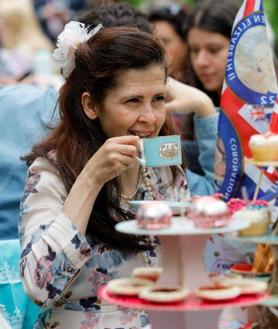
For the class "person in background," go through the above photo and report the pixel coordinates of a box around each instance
[0,0,53,83]
[0,84,59,240]
[148,3,190,84]
[180,0,238,182]
[78,1,153,34]
[19,23,190,329]
[33,0,87,44]
[185,0,239,107]
[0,84,58,328]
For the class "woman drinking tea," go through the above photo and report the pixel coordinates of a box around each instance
[19,22,190,328]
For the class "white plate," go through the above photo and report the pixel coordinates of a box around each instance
[115,217,251,236]
[128,200,190,214]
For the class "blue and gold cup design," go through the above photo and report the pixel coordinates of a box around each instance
[137,135,182,167]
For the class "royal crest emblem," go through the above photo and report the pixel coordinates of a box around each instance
[159,142,179,160]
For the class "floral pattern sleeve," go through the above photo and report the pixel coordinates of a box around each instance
[19,157,92,307]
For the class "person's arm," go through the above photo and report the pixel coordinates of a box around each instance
[165,78,219,195]
[165,77,216,118]
[63,135,139,235]
[19,157,93,307]
[185,114,219,196]
[19,136,139,306]
[194,113,219,181]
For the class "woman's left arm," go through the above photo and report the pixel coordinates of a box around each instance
[19,158,92,307]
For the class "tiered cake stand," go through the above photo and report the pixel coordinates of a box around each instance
[99,217,268,329]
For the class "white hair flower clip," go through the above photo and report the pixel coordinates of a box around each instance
[53,21,103,78]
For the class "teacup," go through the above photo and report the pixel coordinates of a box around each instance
[137,135,182,167]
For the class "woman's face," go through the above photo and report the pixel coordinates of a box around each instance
[153,20,188,78]
[93,65,167,139]
[188,28,230,93]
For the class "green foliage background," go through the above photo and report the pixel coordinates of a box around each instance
[127,0,278,56]
[265,0,278,55]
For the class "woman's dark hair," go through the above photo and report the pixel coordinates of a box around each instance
[78,2,153,34]
[185,0,240,105]
[25,26,179,252]
[148,4,189,41]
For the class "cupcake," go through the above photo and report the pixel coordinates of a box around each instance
[249,132,278,162]
[233,203,271,237]
[136,201,172,230]
[187,196,231,228]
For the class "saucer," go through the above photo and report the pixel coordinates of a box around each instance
[128,200,190,215]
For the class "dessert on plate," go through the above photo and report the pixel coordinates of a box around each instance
[136,201,172,230]
[187,196,231,228]
[139,286,189,303]
[215,277,268,294]
[195,284,241,300]
[229,263,271,278]
[252,243,273,273]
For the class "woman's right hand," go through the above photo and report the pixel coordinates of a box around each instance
[83,135,140,188]
[63,135,140,233]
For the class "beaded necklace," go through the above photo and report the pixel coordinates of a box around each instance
[121,167,156,201]
[120,167,143,200]
[141,167,156,200]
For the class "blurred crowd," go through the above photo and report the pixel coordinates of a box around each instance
[0,0,277,86]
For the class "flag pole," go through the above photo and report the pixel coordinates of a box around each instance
[252,170,263,202]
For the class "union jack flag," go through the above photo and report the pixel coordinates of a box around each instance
[216,0,278,204]
[250,105,266,121]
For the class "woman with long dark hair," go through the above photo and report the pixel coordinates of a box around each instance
[185,0,239,106]
[19,22,190,328]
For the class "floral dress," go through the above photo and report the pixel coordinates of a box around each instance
[19,157,190,329]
